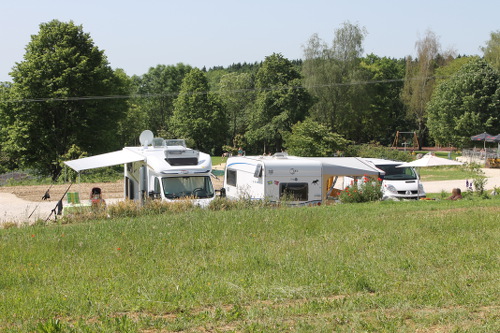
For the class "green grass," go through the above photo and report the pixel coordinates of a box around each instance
[418,165,477,181]
[1,198,500,332]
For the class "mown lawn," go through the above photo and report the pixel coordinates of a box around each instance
[1,198,499,332]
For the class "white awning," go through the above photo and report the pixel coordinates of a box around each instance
[64,149,144,172]
[305,157,384,176]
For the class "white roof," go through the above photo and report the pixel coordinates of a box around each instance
[64,148,144,172]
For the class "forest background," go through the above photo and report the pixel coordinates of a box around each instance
[1,20,500,179]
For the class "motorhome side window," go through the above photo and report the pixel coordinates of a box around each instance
[279,183,308,201]
[226,169,237,186]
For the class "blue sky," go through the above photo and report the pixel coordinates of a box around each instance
[1,0,499,82]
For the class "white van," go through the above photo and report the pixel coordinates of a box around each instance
[363,158,425,200]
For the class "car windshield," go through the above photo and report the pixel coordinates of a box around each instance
[162,176,214,199]
[377,164,417,180]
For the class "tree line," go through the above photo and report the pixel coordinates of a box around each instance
[1,20,499,179]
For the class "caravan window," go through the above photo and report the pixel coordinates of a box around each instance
[226,169,237,186]
[279,183,308,201]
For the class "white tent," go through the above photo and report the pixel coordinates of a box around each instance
[396,153,463,168]
[396,153,463,197]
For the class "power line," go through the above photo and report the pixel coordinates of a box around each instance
[0,76,444,104]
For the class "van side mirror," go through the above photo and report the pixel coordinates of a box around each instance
[217,188,226,197]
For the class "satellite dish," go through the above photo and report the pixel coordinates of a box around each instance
[139,130,154,146]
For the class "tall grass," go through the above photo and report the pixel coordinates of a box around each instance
[1,198,499,332]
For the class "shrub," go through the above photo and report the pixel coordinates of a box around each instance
[346,144,413,162]
[339,177,382,203]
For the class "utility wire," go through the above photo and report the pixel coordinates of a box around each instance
[0,76,444,104]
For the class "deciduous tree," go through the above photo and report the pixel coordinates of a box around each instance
[427,57,500,147]
[217,72,255,147]
[246,53,313,153]
[4,20,128,179]
[402,29,453,148]
[481,30,500,71]
[302,22,369,141]
[134,63,192,136]
[170,68,227,154]
[283,117,351,156]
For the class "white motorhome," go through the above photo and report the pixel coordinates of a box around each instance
[64,131,215,206]
[223,154,383,205]
[363,158,425,200]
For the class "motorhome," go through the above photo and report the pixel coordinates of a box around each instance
[363,158,425,200]
[64,131,216,206]
[223,154,384,205]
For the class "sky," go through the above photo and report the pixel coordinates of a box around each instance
[1,0,499,82]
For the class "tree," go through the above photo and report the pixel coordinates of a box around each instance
[360,54,408,145]
[134,63,192,136]
[283,117,351,156]
[402,29,453,148]
[481,30,500,71]
[3,20,128,179]
[217,72,255,147]
[427,57,500,147]
[170,68,227,154]
[246,53,313,153]
[302,22,369,141]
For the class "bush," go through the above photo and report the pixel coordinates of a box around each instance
[339,177,383,203]
[346,144,413,162]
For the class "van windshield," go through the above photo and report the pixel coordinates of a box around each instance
[376,164,417,180]
[162,176,214,199]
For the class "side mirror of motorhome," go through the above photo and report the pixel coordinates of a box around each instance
[216,187,226,197]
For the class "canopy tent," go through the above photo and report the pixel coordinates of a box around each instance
[396,153,463,168]
[396,154,463,197]
[64,149,145,172]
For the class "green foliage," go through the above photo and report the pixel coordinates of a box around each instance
[133,63,192,136]
[481,30,500,71]
[346,144,413,162]
[339,177,382,203]
[246,53,313,153]
[3,20,128,179]
[217,72,255,146]
[171,68,228,154]
[302,22,370,142]
[360,54,409,145]
[283,117,351,156]
[427,57,500,147]
[401,29,452,147]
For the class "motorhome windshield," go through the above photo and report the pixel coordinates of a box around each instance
[162,176,214,199]
[377,164,417,180]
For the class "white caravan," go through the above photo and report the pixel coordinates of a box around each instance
[363,158,425,200]
[64,131,215,206]
[223,154,384,205]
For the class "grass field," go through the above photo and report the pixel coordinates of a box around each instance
[1,197,499,332]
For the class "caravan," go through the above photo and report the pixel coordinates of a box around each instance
[223,154,384,205]
[64,131,216,206]
[223,154,323,205]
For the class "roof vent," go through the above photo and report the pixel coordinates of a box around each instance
[164,142,199,166]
